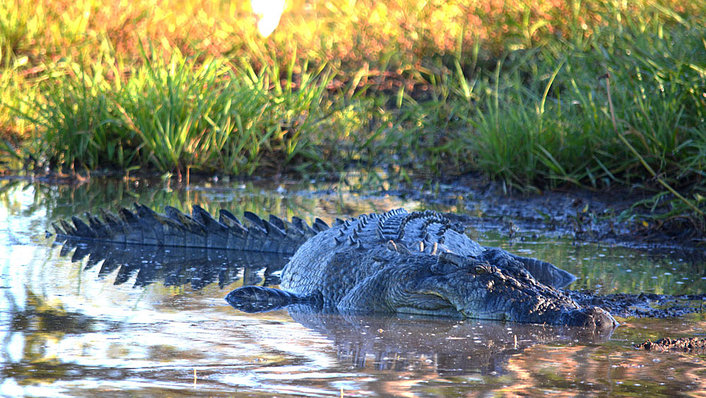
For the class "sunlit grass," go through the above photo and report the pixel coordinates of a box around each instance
[8,45,368,176]
[462,3,706,227]
[0,0,704,231]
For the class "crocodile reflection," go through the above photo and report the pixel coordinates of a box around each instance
[54,236,705,375]
[285,307,611,375]
[55,238,614,374]
[56,238,289,289]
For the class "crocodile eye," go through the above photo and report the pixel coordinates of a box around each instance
[471,263,492,275]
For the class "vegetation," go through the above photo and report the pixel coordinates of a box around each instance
[0,0,704,233]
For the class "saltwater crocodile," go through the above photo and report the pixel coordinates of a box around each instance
[51,204,617,330]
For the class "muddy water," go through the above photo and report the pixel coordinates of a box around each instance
[1,177,704,397]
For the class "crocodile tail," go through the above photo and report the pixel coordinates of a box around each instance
[49,203,330,253]
[225,286,321,313]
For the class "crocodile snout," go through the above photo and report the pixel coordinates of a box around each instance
[564,307,619,331]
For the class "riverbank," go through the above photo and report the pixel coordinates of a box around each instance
[1,0,704,233]
[2,169,704,250]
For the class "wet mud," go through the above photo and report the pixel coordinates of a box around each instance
[637,337,706,354]
[385,173,705,250]
[567,291,706,319]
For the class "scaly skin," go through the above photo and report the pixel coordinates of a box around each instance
[276,213,615,330]
[53,205,617,330]
[51,203,325,253]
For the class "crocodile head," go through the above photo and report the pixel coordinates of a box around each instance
[344,249,617,332]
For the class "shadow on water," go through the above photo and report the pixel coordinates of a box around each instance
[2,176,706,396]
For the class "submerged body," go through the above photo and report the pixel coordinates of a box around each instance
[243,209,615,330]
[53,205,617,330]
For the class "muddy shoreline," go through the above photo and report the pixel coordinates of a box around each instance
[2,170,704,253]
[393,174,703,251]
[637,337,706,354]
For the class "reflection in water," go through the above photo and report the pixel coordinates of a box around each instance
[50,237,616,374]
[2,177,706,396]
[1,291,109,389]
[0,175,416,228]
[56,238,289,290]
[287,308,611,375]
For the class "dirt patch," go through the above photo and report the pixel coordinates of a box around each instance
[637,337,706,354]
[3,170,705,250]
[567,291,706,319]
[384,173,705,251]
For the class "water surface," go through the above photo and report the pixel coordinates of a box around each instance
[1,177,704,397]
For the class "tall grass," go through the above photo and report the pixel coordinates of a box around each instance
[0,0,704,231]
[118,47,233,173]
[450,1,706,226]
[9,52,132,170]
[7,43,367,176]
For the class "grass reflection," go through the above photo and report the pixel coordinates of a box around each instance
[479,231,706,296]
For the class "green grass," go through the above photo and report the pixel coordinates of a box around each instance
[7,44,369,176]
[0,0,704,234]
[462,3,706,226]
[374,1,704,230]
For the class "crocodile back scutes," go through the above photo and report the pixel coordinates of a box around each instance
[50,203,319,253]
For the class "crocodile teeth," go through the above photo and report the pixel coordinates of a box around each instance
[418,241,424,252]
